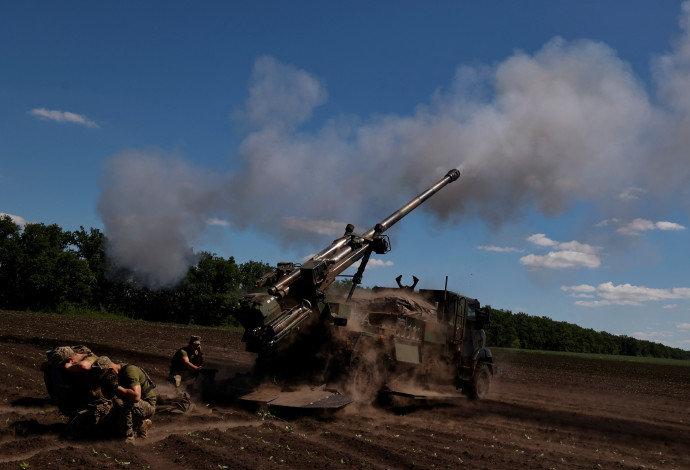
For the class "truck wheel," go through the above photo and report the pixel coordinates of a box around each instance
[470,366,491,400]
[349,355,384,404]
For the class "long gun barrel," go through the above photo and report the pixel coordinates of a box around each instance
[268,169,461,298]
[237,169,461,353]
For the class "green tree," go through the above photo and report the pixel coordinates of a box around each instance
[238,260,273,292]
[0,215,22,308]
[8,222,93,311]
[183,252,243,325]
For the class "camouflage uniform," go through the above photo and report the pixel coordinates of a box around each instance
[61,355,116,439]
[168,336,203,387]
[62,388,114,439]
[43,345,98,418]
[111,364,157,439]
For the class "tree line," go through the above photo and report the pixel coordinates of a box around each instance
[1,215,688,358]
[485,309,690,360]
[0,215,272,325]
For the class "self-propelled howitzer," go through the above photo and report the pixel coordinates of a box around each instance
[236,169,461,356]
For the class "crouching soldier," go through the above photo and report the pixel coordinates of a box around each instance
[42,345,98,418]
[62,355,115,440]
[168,335,203,387]
[97,357,156,443]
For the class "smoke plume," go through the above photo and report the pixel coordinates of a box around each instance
[99,5,690,286]
[98,150,225,287]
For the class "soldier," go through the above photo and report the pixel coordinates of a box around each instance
[41,345,98,417]
[461,319,486,362]
[96,357,156,443]
[61,355,116,440]
[168,335,203,387]
[63,347,99,372]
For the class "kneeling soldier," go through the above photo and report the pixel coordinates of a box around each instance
[97,357,156,442]
[168,335,203,387]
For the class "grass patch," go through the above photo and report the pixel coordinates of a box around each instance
[494,347,690,367]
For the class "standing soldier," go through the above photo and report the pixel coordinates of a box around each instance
[168,335,203,387]
[461,319,486,362]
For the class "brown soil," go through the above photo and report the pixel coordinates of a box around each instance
[1,310,689,469]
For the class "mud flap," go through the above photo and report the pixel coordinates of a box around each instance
[239,386,353,409]
[384,385,465,400]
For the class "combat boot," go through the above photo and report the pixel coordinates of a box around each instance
[137,419,152,439]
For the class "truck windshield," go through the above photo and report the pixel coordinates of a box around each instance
[467,307,476,321]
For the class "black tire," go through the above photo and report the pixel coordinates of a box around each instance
[469,365,491,400]
[349,355,385,404]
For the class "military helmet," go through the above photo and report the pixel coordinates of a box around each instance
[91,356,114,377]
[51,346,75,363]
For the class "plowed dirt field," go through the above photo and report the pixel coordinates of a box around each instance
[1,310,688,469]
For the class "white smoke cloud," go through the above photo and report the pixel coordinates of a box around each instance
[233,56,328,132]
[647,2,690,199]
[98,150,225,287]
[282,216,349,236]
[98,3,690,286]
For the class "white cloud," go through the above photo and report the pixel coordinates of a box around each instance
[618,187,647,201]
[206,217,231,227]
[350,258,394,269]
[367,258,394,268]
[663,304,678,309]
[28,108,99,128]
[557,240,599,254]
[630,330,673,341]
[617,218,655,235]
[617,218,686,235]
[561,284,597,294]
[0,212,28,227]
[564,282,690,307]
[575,299,642,307]
[655,221,685,231]
[521,250,600,269]
[677,323,690,332]
[562,286,597,298]
[526,233,558,247]
[477,245,521,253]
[599,282,690,302]
[521,234,600,269]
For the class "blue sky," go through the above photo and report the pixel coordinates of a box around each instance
[2,1,689,350]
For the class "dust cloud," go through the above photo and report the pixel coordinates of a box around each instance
[99,4,690,286]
